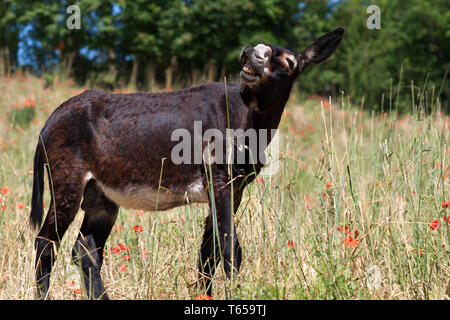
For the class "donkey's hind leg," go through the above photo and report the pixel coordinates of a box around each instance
[35,172,84,299]
[72,179,119,300]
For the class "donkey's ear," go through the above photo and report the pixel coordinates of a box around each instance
[299,27,344,70]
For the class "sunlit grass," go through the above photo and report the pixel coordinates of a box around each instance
[0,74,448,299]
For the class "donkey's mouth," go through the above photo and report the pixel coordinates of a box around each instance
[240,62,261,83]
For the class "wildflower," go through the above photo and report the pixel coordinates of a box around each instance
[286,240,297,248]
[1,187,9,195]
[133,225,143,233]
[325,182,333,188]
[441,201,450,209]
[17,202,25,209]
[116,224,123,233]
[119,263,128,272]
[73,288,81,295]
[1,206,6,211]
[304,195,311,209]
[344,236,359,247]
[112,243,127,255]
[443,216,450,224]
[122,254,131,262]
[337,225,350,233]
[195,294,213,300]
[256,177,264,186]
[136,210,144,216]
[430,220,440,231]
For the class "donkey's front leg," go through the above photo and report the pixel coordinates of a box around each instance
[198,177,242,296]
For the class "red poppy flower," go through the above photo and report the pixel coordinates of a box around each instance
[286,240,297,248]
[430,220,440,231]
[441,201,450,209]
[122,254,131,262]
[1,187,9,195]
[17,202,25,209]
[325,182,332,188]
[119,263,128,272]
[112,243,127,255]
[1,206,6,211]
[194,294,213,300]
[133,225,143,233]
[136,210,144,216]
[304,195,311,209]
[344,236,359,247]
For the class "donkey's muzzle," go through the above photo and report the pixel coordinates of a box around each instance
[240,44,271,84]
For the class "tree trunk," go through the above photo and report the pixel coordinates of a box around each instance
[220,65,226,82]
[165,55,176,91]
[0,48,4,76]
[191,68,200,86]
[146,62,156,92]
[4,47,10,76]
[129,58,139,90]
[64,51,76,78]
[207,60,216,82]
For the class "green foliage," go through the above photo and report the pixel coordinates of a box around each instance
[8,107,35,129]
[5,0,450,113]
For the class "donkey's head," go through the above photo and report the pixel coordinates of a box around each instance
[239,27,344,111]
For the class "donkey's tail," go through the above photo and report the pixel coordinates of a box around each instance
[30,140,45,230]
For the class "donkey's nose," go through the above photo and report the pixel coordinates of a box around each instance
[253,44,271,64]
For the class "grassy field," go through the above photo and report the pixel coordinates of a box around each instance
[0,73,448,300]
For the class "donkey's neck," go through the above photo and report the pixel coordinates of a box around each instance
[240,82,292,130]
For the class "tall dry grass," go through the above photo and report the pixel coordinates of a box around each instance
[0,74,448,299]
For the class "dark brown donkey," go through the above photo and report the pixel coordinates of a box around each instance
[30,27,343,299]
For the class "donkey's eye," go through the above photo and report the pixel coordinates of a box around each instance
[286,58,295,70]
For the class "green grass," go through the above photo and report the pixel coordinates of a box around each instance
[0,74,448,299]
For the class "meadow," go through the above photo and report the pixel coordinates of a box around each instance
[0,73,448,300]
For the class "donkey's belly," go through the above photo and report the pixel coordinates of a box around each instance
[86,173,208,211]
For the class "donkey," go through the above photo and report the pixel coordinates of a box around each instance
[30,27,344,299]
